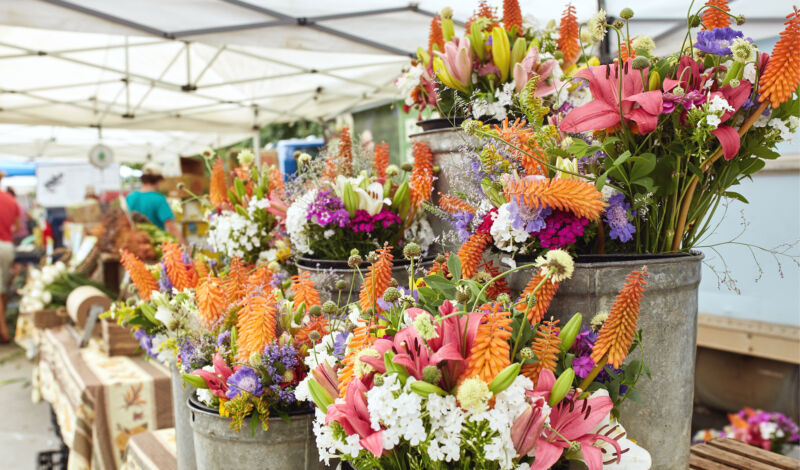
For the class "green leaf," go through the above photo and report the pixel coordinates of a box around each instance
[611,150,631,167]
[740,159,765,176]
[181,373,209,389]
[686,162,703,178]
[595,172,608,190]
[724,191,749,204]
[752,147,780,160]
[629,153,657,181]
[417,286,437,299]
[632,177,654,191]
[447,254,462,281]
[422,275,456,297]
[567,139,589,157]
[626,389,642,402]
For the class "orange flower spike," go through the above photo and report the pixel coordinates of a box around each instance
[458,233,491,279]
[522,320,562,385]
[236,290,278,362]
[223,258,249,305]
[558,4,581,65]
[209,159,228,207]
[503,0,523,34]
[161,242,193,290]
[337,323,378,396]
[461,303,512,384]
[428,15,445,54]
[196,275,227,330]
[759,8,800,108]
[591,268,648,368]
[339,127,353,176]
[504,178,605,220]
[294,316,330,346]
[515,269,560,324]
[374,141,390,179]
[481,260,511,299]
[359,246,394,313]
[409,141,434,208]
[702,0,731,30]
[291,271,322,307]
[268,166,284,194]
[120,249,158,300]
[438,193,477,215]
[426,252,451,278]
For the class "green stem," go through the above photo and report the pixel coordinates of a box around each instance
[511,268,554,360]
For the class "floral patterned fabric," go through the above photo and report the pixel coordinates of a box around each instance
[123,428,176,470]
[37,327,173,470]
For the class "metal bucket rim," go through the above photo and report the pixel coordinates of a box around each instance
[297,255,435,269]
[187,396,313,420]
[514,250,704,268]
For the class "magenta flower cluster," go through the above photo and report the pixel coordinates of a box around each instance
[349,208,401,234]
[538,210,589,249]
[307,190,350,228]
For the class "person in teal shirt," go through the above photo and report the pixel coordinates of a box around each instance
[126,163,185,244]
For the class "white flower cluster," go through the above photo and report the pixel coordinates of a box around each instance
[490,203,529,252]
[703,95,735,129]
[768,116,799,143]
[207,195,275,260]
[19,262,67,313]
[286,189,317,256]
[396,64,425,107]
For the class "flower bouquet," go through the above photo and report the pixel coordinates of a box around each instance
[286,128,434,261]
[398,0,603,122]
[695,407,800,455]
[301,249,653,469]
[203,148,291,265]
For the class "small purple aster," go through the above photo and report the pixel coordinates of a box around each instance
[217,331,231,347]
[694,28,751,57]
[508,198,550,233]
[605,193,636,243]
[451,211,475,243]
[226,367,265,399]
[332,330,350,360]
[158,264,173,292]
[573,355,595,378]
[134,329,156,359]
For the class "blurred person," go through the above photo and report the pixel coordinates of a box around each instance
[125,163,186,244]
[0,172,21,342]
[6,188,29,242]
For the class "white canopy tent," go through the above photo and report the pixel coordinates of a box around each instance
[0,0,789,163]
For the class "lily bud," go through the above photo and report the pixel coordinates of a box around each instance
[491,27,511,81]
[648,71,661,91]
[510,37,527,69]
[549,368,575,406]
[559,313,583,353]
[342,182,359,217]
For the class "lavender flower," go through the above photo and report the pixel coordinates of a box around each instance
[307,190,350,228]
[573,355,595,378]
[134,329,156,359]
[605,193,636,243]
[226,367,265,399]
[158,264,173,292]
[694,28,751,57]
[217,331,231,347]
[261,343,299,386]
[451,211,475,242]
[508,198,550,233]
[332,330,350,360]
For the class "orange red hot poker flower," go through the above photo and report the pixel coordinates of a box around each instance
[759,7,800,108]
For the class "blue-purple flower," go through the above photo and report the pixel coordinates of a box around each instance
[158,264,173,292]
[332,330,350,360]
[508,198,550,233]
[307,190,350,228]
[451,211,475,243]
[226,367,265,399]
[605,193,636,243]
[134,329,156,358]
[694,28,751,57]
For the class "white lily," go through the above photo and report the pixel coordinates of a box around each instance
[582,397,652,469]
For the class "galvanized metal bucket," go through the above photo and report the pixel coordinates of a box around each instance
[188,398,323,470]
[507,252,703,470]
[169,362,196,470]
[296,256,434,304]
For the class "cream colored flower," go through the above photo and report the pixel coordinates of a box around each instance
[456,377,492,413]
[354,348,380,378]
[413,314,439,341]
[238,149,255,167]
[631,36,655,54]
[587,9,607,43]
[555,156,579,179]
[535,249,575,282]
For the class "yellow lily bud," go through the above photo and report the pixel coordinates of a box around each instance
[417,47,430,67]
[433,56,468,94]
[511,37,527,69]
[442,18,455,42]
[470,22,486,61]
[491,27,511,82]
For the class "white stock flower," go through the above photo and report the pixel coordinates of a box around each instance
[286,189,317,255]
[489,204,530,252]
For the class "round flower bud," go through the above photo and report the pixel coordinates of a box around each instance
[435,254,446,264]
[249,351,263,367]
[309,304,323,316]
[361,308,374,320]
[400,162,414,172]
[673,86,685,97]
[281,278,293,290]
[308,331,321,342]
[631,56,651,70]
[526,293,538,307]
[422,365,443,384]
[433,166,441,173]
[366,251,379,264]
[347,254,363,268]
[386,164,400,176]
[612,19,624,29]
[729,79,740,88]
[176,182,185,190]
[591,312,609,332]
[689,14,701,28]
[297,152,312,167]
[474,270,493,284]
[267,261,281,273]
[496,293,511,304]
[335,279,348,291]
[455,285,471,304]
[389,278,399,288]
[403,242,421,259]
[286,293,295,302]
[281,370,295,384]
[461,119,481,136]
[619,8,634,19]
[373,374,385,386]
[383,287,401,303]
[440,7,453,19]
[201,147,215,159]
[520,347,535,360]
[553,50,564,61]
[322,301,338,315]
[736,14,745,26]
[350,248,360,256]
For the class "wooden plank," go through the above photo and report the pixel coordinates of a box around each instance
[706,438,800,470]
[692,443,778,470]
[697,314,800,364]
[689,453,738,470]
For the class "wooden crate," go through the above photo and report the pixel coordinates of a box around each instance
[690,438,800,469]
[32,307,69,329]
[100,319,140,356]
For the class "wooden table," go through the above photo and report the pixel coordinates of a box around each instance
[690,438,800,469]
[37,327,173,470]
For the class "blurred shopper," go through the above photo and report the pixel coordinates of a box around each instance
[126,163,185,244]
[0,173,21,342]
[7,188,29,242]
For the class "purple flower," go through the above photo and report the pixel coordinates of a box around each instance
[226,367,265,399]
[694,28,751,56]
[217,331,231,347]
[605,193,636,243]
[307,190,350,228]
[508,198,550,233]
[571,327,597,356]
[134,329,156,358]
[537,210,588,249]
[158,264,173,292]
[451,211,475,243]
[348,208,400,234]
[573,355,595,378]
[333,330,350,360]
[261,343,299,386]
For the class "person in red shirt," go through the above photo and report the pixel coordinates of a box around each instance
[0,172,21,342]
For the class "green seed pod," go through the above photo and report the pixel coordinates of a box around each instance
[559,313,583,353]
[422,365,443,384]
[619,8,634,19]
[410,380,448,397]
[549,368,576,407]
[488,363,521,395]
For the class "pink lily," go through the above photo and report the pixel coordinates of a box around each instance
[560,64,663,134]
[709,82,752,160]
[435,37,473,90]
[325,378,384,457]
[513,46,562,96]
[532,390,623,470]
[311,361,339,400]
[264,193,288,218]
[511,395,550,457]
[192,353,235,399]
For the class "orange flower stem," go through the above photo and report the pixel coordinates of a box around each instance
[671,100,770,251]
[513,268,554,359]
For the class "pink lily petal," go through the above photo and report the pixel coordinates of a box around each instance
[711,125,741,160]
[662,78,680,92]
[626,107,660,133]
[579,433,624,465]
[532,440,566,470]
[428,342,465,365]
[719,82,752,122]
[560,99,619,133]
[360,431,384,457]
[511,397,548,456]
[559,396,614,440]
[580,442,605,470]
[213,353,233,378]
[514,63,528,93]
